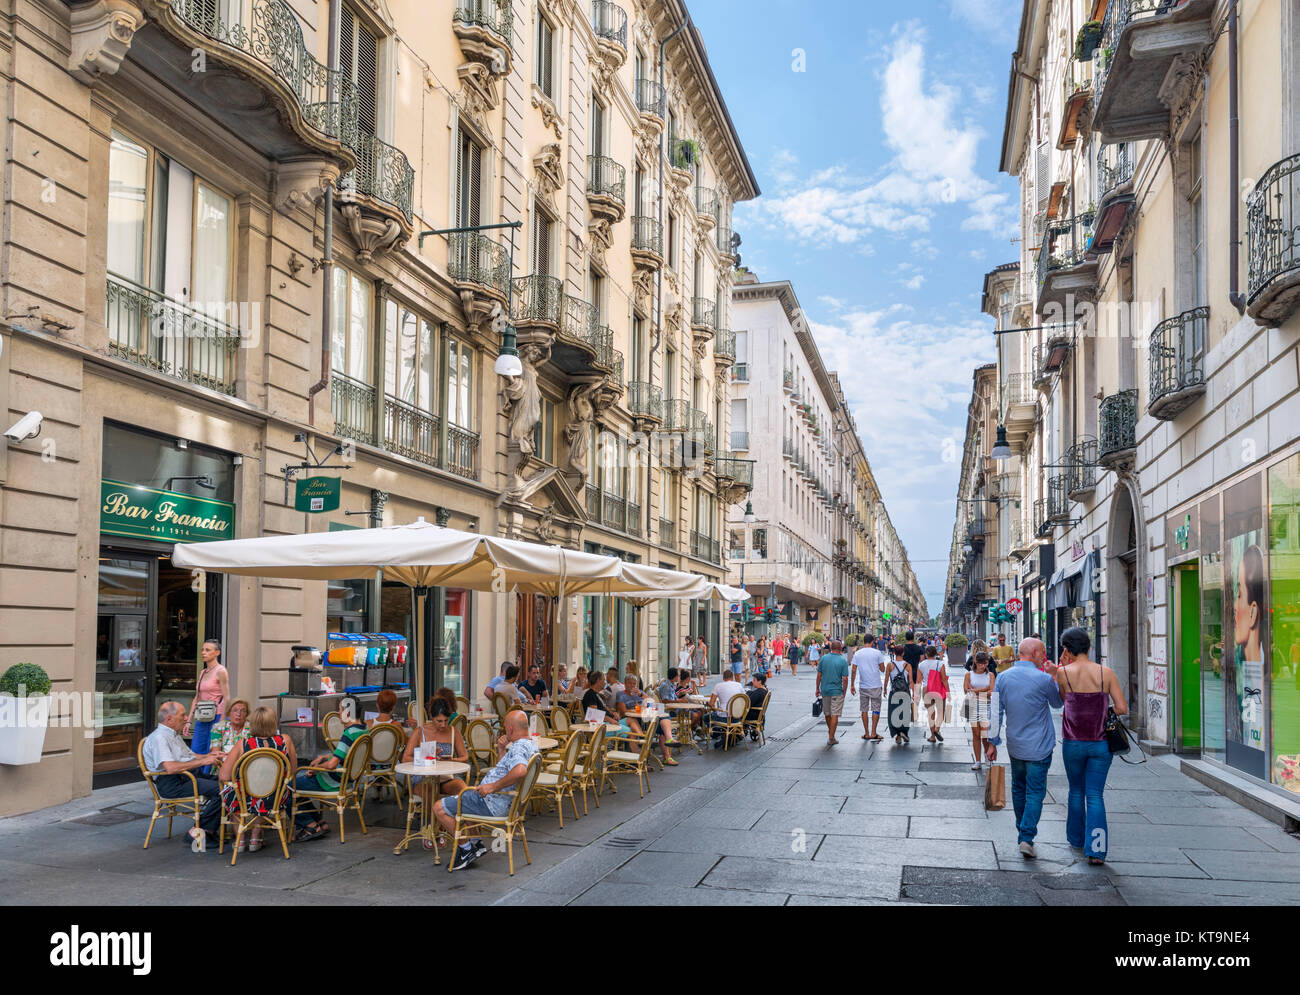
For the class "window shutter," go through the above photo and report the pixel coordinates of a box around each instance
[1035,141,1049,211]
[356,21,378,137]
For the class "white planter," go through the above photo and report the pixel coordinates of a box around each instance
[0,695,50,765]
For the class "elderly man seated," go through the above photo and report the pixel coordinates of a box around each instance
[141,701,225,850]
[433,710,538,871]
[615,676,680,767]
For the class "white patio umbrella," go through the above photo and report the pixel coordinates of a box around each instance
[613,570,750,674]
[171,518,736,720]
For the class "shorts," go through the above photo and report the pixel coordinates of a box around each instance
[440,791,494,819]
[860,688,882,714]
[823,694,845,717]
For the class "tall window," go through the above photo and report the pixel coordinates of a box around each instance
[339,4,379,137]
[384,300,435,410]
[667,211,678,269]
[535,14,554,99]
[631,315,645,382]
[1188,131,1206,306]
[587,267,605,320]
[533,395,556,463]
[753,528,768,559]
[446,334,474,428]
[665,347,677,400]
[634,166,646,216]
[531,205,553,276]
[455,128,484,229]
[332,265,373,383]
[591,95,606,155]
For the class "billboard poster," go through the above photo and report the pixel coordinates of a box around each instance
[1223,473,1268,779]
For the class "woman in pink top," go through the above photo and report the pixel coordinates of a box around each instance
[185,638,230,760]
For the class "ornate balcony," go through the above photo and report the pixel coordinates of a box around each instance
[1036,213,1097,314]
[1092,142,1137,254]
[447,232,511,332]
[714,328,736,367]
[1098,389,1139,468]
[587,155,626,224]
[667,137,698,179]
[1001,372,1036,445]
[337,131,415,262]
[511,275,564,344]
[630,216,663,272]
[1247,153,1300,325]
[627,381,663,427]
[131,0,358,171]
[694,186,719,230]
[552,295,606,377]
[452,0,513,76]
[634,78,665,127]
[716,225,736,259]
[590,1,627,64]
[383,395,439,466]
[1057,58,1094,150]
[1047,474,1072,523]
[691,297,716,344]
[445,424,480,480]
[1065,436,1098,500]
[331,371,378,447]
[1091,0,1214,143]
[1148,306,1208,420]
[105,273,241,395]
[663,400,708,463]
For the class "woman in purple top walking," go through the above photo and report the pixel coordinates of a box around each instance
[1054,626,1128,865]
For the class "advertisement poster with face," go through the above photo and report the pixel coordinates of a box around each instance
[1223,473,1268,779]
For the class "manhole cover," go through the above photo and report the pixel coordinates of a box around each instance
[68,807,149,827]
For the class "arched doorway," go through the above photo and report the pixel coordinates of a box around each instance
[1107,478,1143,734]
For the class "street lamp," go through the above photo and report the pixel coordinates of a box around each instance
[990,424,1012,460]
[743,500,755,524]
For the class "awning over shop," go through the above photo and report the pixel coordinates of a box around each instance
[1046,551,1098,610]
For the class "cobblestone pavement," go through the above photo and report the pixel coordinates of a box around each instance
[2,668,1297,905]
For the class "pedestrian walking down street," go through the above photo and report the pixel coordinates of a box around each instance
[991,632,1015,675]
[730,635,742,674]
[987,637,1061,860]
[851,632,885,742]
[816,639,851,746]
[807,638,822,673]
[772,634,785,675]
[692,636,708,679]
[918,645,948,743]
[1055,626,1127,866]
[741,634,752,679]
[900,631,923,725]
[964,652,996,769]
[678,638,694,678]
[886,647,912,745]
[753,636,769,681]
[787,638,801,676]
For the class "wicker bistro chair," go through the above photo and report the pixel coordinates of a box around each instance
[219,747,292,865]
[549,705,574,741]
[744,693,773,747]
[137,741,203,848]
[455,695,471,716]
[465,718,497,781]
[604,717,659,798]
[570,722,612,813]
[292,731,371,843]
[450,713,468,737]
[535,730,585,827]
[712,693,750,751]
[449,753,543,876]
[320,711,345,751]
[491,692,512,725]
[361,722,406,808]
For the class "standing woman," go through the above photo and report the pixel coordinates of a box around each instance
[918,645,948,743]
[886,646,912,745]
[1055,626,1127,866]
[186,638,229,761]
[678,638,694,678]
[964,652,996,769]
[788,637,801,677]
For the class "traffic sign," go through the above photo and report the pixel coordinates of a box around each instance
[1007,598,1023,615]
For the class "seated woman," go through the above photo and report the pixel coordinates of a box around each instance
[208,698,251,755]
[616,675,679,766]
[218,706,298,852]
[556,664,571,694]
[401,699,469,847]
[582,671,631,739]
[433,686,459,722]
[366,688,401,728]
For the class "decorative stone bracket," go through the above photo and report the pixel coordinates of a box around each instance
[70,0,146,83]
[274,159,342,216]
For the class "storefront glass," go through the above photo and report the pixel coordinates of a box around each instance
[1200,495,1225,762]
[1267,455,1300,794]
[1222,473,1268,779]
[438,589,470,695]
[327,578,369,632]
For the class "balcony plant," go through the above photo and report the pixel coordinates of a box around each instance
[0,662,52,765]
[1074,20,1103,61]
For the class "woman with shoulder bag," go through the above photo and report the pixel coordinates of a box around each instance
[1054,626,1128,865]
[964,652,996,770]
[886,648,912,746]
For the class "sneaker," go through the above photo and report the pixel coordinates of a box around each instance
[471,839,487,860]
[971,762,982,771]
[934,730,944,742]
[449,844,477,871]
[1018,841,1037,860]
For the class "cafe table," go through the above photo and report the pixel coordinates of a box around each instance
[392,759,471,863]
[662,702,706,755]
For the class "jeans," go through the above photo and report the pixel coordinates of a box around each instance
[1008,753,1052,845]
[293,771,330,829]
[1061,739,1112,859]
[157,773,221,835]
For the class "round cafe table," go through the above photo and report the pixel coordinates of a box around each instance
[663,702,706,755]
[392,760,471,863]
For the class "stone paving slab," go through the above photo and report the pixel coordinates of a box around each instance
[842,797,989,818]
[702,854,901,900]
[646,826,820,860]
[571,882,789,905]
[814,835,1000,870]
[751,809,909,837]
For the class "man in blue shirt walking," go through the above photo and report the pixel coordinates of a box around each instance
[987,637,1060,859]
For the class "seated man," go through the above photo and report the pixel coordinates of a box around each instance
[605,667,625,696]
[142,701,225,849]
[494,665,524,706]
[707,668,746,744]
[483,661,511,701]
[745,672,769,739]
[581,671,629,736]
[433,709,539,871]
[657,668,680,702]
[516,663,549,704]
[291,712,368,840]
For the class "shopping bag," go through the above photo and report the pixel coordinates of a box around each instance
[812,696,823,718]
[984,764,1006,811]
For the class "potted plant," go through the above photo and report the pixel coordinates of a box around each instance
[845,633,861,648]
[0,663,52,765]
[1074,20,1103,61]
[943,632,969,670]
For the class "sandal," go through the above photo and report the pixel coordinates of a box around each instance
[293,823,327,843]
[248,832,265,853]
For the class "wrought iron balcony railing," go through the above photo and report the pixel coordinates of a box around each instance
[453,0,513,46]
[716,226,734,256]
[342,131,414,222]
[1099,142,1136,201]
[602,492,627,532]
[691,297,716,331]
[173,0,359,147]
[714,327,736,362]
[1036,212,1096,288]
[445,423,480,480]
[587,154,626,206]
[730,430,750,451]
[1099,389,1138,462]
[659,517,675,545]
[511,274,564,327]
[1000,372,1035,417]
[446,231,511,298]
[630,216,662,257]
[626,501,642,536]
[627,381,662,422]
[563,295,599,347]
[1047,474,1072,522]
[331,371,378,446]
[1148,306,1208,418]
[690,530,721,563]
[662,400,707,442]
[1247,152,1300,324]
[105,273,241,395]
[668,137,697,174]
[1065,436,1098,498]
[694,186,719,222]
[383,394,439,465]
[635,78,665,118]
[590,0,627,49]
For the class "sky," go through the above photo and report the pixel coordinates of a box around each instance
[689,0,1023,618]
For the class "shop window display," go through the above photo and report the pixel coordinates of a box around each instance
[1222,473,1268,780]
[1268,455,1300,793]
[1200,495,1225,763]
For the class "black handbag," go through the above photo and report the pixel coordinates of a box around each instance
[1104,707,1147,763]
[812,696,823,718]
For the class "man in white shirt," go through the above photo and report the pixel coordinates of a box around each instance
[707,668,745,741]
[850,633,886,742]
[141,701,225,846]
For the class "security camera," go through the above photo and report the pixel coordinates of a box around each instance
[3,411,42,443]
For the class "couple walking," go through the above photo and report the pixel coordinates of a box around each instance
[986,628,1128,864]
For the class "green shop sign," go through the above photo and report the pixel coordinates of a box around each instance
[100,480,235,544]
[295,475,341,513]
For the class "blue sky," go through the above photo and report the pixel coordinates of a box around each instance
[690,0,1023,617]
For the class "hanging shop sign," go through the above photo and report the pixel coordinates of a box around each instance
[100,479,235,544]
[295,476,342,513]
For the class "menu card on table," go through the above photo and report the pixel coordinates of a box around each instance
[584,707,606,724]
[296,708,313,724]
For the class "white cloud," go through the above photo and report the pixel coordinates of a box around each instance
[903,274,925,290]
[948,0,1019,34]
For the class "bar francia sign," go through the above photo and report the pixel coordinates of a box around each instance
[100,480,234,544]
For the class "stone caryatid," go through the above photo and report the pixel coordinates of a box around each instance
[564,382,601,485]
[503,341,550,455]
